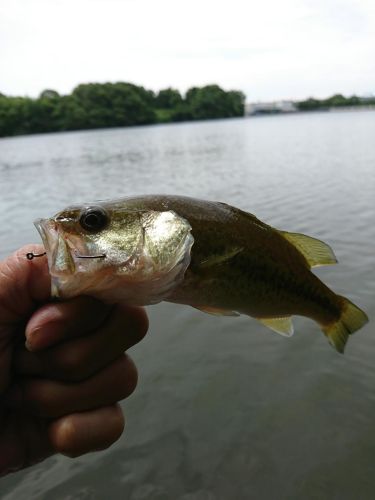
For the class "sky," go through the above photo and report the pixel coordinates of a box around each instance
[1,0,374,102]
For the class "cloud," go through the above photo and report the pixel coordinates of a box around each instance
[0,0,374,100]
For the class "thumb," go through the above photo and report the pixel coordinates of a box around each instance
[0,245,51,323]
[0,245,51,391]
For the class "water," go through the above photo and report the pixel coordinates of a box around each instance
[0,111,374,499]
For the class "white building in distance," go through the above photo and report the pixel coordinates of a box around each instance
[245,100,297,116]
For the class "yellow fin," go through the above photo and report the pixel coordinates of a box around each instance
[258,317,294,337]
[194,306,240,317]
[322,296,368,353]
[199,247,243,268]
[280,231,337,268]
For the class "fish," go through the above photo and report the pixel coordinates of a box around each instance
[33,194,368,353]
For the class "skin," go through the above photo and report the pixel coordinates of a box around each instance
[0,245,148,476]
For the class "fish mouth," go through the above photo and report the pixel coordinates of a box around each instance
[34,218,56,261]
[34,217,76,277]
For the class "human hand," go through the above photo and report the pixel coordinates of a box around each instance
[0,245,148,476]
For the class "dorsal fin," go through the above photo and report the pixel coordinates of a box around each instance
[258,316,294,337]
[279,231,337,268]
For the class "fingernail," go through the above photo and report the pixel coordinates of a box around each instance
[25,326,42,351]
[26,322,63,351]
[25,339,34,351]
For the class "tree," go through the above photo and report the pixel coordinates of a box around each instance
[71,82,156,128]
[0,96,32,136]
[39,89,60,99]
[185,84,244,120]
[155,88,183,109]
[296,98,322,111]
[0,81,246,137]
[324,94,347,107]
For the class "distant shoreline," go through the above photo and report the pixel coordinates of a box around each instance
[245,104,375,118]
[0,83,245,138]
[245,95,375,116]
[1,82,374,138]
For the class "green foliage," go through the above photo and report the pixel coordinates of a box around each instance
[324,94,347,107]
[1,84,373,138]
[0,82,245,137]
[155,88,183,109]
[185,85,245,120]
[40,89,60,99]
[297,98,323,111]
[296,94,374,111]
[154,85,245,123]
[70,82,156,129]
[154,108,174,123]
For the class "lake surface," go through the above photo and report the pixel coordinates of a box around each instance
[0,111,374,500]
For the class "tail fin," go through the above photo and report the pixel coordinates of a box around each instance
[322,297,369,353]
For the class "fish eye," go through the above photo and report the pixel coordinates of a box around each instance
[79,207,109,232]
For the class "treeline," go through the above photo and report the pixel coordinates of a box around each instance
[296,93,375,111]
[0,83,245,137]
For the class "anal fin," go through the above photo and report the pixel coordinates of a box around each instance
[258,316,294,337]
[194,306,240,317]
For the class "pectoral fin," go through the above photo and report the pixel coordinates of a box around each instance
[194,306,240,317]
[258,316,294,337]
[280,231,337,268]
[198,247,244,268]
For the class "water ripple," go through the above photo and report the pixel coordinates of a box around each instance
[0,111,374,499]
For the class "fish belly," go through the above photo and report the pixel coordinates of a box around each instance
[168,259,341,326]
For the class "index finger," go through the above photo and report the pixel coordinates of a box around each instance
[25,296,113,351]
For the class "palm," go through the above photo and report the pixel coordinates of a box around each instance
[1,408,51,473]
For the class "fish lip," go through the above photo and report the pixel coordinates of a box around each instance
[34,218,57,260]
[34,218,74,299]
[34,217,77,271]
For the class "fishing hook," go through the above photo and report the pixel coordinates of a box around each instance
[26,252,47,260]
[26,251,106,260]
[75,253,106,259]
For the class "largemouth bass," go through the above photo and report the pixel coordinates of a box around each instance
[33,195,368,353]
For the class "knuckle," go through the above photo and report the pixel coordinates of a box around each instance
[135,309,149,341]
[72,296,111,325]
[53,418,81,458]
[23,380,60,417]
[56,347,89,380]
[98,407,125,449]
[117,306,149,345]
[116,356,138,399]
